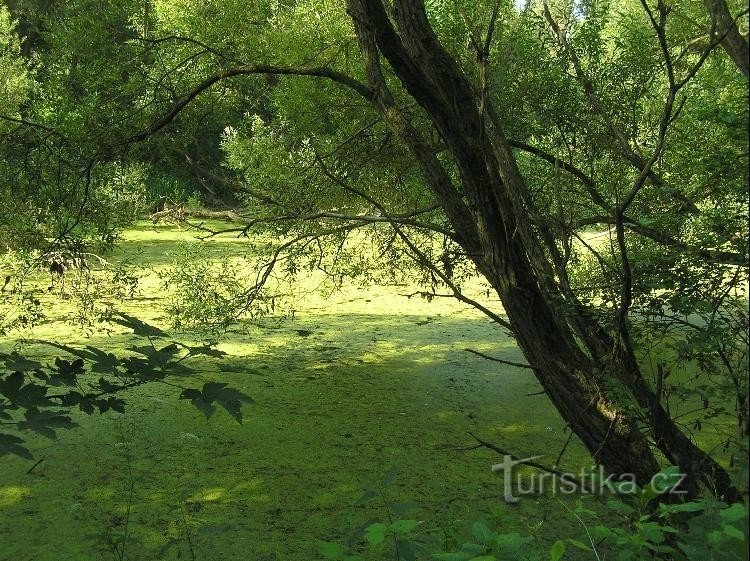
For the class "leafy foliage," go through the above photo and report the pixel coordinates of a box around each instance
[157,244,261,332]
[318,468,748,561]
[0,317,250,460]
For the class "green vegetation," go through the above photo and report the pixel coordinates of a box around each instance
[0,0,748,559]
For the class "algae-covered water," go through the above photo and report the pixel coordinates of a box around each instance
[0,222,613,560]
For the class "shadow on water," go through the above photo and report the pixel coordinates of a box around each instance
[0,221,593,560]
[0,310,589,561]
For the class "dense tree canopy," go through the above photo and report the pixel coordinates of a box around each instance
[1,0,748,506]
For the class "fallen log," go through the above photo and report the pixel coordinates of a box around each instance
[149,204,248,224]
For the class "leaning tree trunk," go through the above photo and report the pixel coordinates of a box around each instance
[705,0,749,77]
[346,0,742,501]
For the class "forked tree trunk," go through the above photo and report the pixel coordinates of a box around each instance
[346,0,742,501]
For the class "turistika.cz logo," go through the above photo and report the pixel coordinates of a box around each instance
[491,455,688,503]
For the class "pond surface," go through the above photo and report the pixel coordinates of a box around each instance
[0,222,595,560]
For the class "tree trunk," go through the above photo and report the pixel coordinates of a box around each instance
[705,0,749,77]
[346,0,742,501]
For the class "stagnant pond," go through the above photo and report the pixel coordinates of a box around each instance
[0,221,646,560]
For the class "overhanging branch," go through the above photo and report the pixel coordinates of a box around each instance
[574,216,747,267]
[125,64,373,145]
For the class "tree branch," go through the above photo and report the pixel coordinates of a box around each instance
[542,2,700,214]
[704,0,749,76]
[574,216,747,266]
[125,64,373,145]
[464,348,533,369]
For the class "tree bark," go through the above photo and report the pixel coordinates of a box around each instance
[705,0,749,76]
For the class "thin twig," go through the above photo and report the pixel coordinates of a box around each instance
[466,432,578,481]
[464,348,533,369]
[25,458,45,474]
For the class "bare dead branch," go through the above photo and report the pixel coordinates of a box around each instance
[464,348,533,369]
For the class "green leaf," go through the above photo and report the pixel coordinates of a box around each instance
[317,540,345,560]
[0,404,13,420]
[391,519,420,535]
[722,525,745,541]
[637,521,668,543]
[550,539,566,561]
[607,499,635,515]
[650,465,683,494]
[566,539,590,551]
[573,499,598,516]
[592,525,613,539]
[495,532,533,554]
[459,543,488,556]
[658,501,707,514]
[364,523,387,545]
[396,538,417,561]
[612,480,640,495]
[471,522,495,546]
[720,503,747,523]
